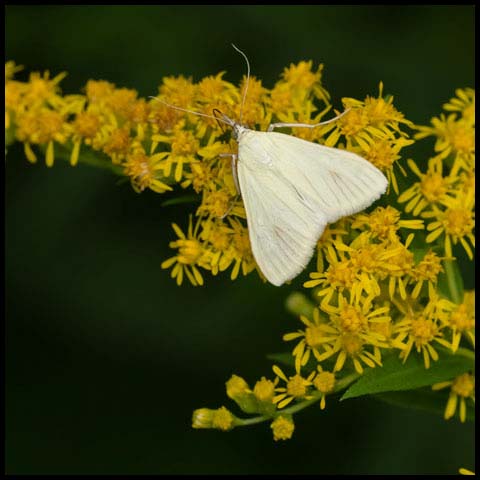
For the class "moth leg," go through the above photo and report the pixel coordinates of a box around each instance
[267,108,350,132]
[220,194,241,219]
[219,153,240,195]
[217,153,241,219]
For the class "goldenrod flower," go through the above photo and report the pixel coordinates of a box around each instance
[221,217,257,281]
[5,61,25,131]
[334,106,368,138]
[158,75,196,111]
[443,88,475,124]
[416,113,474,156]
[328,333,382,374]
[416,114,474,174]
[270,61,329,112]
[197,71,236,102]
[351,206,424,241]
[356,136,413,194]
[5,60,23,80]
[15,108,71,166]
[319,293,390,374]
[104,87,139,120]
[444,291,475,351]
[363,82,412,129]
[270,415,295,441]
[161,216,209,286]
[85,79,115,103]
[393,295,453,368]
[282,61,323,92]
[272,365,315,409]
[210,406,236,431]
[398,157,457,215]
[22,70,67,110]
[320,82,413,193]
[152,122,201,183]
[180,160,215,193]
[283,307,333,372]
[102,127,131,164]
[314,221,349,272]
[313,367,336,410]
[123,147,172,193]
[253,377,277,415]
[423,189,475,260]
[253,377,276,403]
[306,231,417,306]
[407,250,444,299]
[149,99,184,134]
[432,373,475,423]
[285,292,391,375]
[381,236,416,300]
[199,219,233,275]
[70,110,101,165]
[305,242,375,307]
[197,189,233,218]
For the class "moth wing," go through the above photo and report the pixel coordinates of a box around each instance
[237,130,388,286]
[261,131,389,223]
[237,154,327,287]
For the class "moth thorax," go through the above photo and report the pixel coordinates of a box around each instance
[232,123,248,140]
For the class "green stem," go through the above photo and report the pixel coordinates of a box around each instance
[235,415,270,427]
[41,143,125,176]
[455,347,475,362]
[75,149,125,176]
[281,394,322,415]
[443,259,463,305]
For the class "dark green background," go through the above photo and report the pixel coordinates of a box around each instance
[6,5,475,475]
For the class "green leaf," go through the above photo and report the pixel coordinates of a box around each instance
[411,247,429,265]
[341,351,473,400]
[438,259,464,304]
[374,388,475,422]
[6,124,16,148]
[284,292,315,319]
[161,195,200,207]
[266,352,295,368]
[115,177,130,186]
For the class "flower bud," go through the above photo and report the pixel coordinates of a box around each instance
[192,406,236,431]
[253,377,276,415]
[270,415,295,441]
[226,375,258,414]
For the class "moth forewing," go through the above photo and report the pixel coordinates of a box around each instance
[236,128,388,286]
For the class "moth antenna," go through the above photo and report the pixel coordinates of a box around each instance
[212,108,227,133]
[231,44,250,125]
[148,96,231,126]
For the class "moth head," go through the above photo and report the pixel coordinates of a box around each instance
[212,109,245,140]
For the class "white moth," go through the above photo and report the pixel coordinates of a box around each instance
[230,123,388,286]
[152,46,388,286]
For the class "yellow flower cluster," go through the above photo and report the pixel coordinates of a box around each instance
[5,60,474,442]
[402,88,475,260]
[5,60,412,286]
[189,89,474,440]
